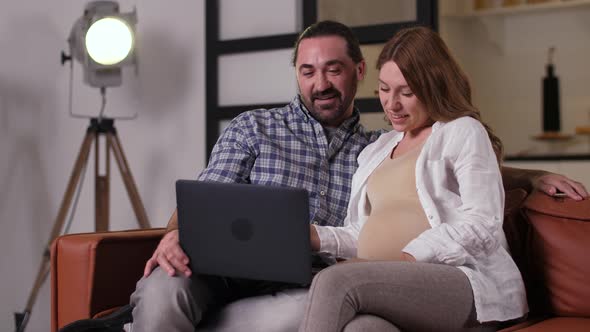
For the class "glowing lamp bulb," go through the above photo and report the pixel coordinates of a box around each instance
[85,17,133,65]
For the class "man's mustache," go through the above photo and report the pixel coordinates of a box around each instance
[311,88,341,102]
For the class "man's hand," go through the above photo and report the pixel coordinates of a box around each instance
[533,173,588,201]
[143,229,192,277]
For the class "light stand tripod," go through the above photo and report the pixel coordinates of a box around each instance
[15,117,151,332]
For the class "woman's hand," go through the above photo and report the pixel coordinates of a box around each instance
[402,252,416,262]
[337,257,370,264]
[310,224,320,251]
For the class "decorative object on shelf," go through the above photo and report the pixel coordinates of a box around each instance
[503,0,524,7]
[532,131,573,140]
[526,0,557,4]
[474,0,503,10]
[533,47,573,141]
[576,111,590,135]
[542,46,560,133]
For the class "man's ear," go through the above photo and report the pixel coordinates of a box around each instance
[356,60,366,81]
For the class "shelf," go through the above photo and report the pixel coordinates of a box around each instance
[532,132,575,141]
[505,153,590,161]
[440,0,590,51]
[442,0,590,18]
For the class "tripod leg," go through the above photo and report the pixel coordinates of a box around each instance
[15,255,50,332]
[95,131,110,232]
[108,132,151,229]
[16,131,94,332]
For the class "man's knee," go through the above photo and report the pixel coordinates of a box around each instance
[131,267,208,329]
[197,288,308,332]
[132,267,194,305]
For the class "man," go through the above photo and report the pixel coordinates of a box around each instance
[130,21,375,332]
[130,21,586,331]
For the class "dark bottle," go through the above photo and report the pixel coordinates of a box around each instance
[543,47,560,133]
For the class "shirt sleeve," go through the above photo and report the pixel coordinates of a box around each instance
[197,114,257,184]
[313,188,363,259]
[403,120,505,266]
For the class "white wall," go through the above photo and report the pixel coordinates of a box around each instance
[0,1,205,331]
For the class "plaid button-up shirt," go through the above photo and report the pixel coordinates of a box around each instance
[198,96,381,227]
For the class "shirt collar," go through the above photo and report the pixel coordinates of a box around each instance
[291,95,361,133]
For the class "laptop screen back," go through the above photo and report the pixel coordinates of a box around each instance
[176,180,312,285]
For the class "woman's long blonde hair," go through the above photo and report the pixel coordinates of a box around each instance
[377,26,503,163]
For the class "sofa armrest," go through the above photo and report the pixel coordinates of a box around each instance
[50,228,165,332]
[522,192,590,318]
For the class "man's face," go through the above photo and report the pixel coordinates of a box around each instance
[295,36,365,128]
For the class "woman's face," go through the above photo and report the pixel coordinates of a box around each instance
[378,61,432,134]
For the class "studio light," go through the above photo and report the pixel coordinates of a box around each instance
[15,3,147,332]
[66,0,137,87]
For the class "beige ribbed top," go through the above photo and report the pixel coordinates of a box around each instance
[357,142,430,260]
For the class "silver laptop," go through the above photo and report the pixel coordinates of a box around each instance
[176,180,312,285]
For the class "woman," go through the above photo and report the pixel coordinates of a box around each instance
[300,27,528,332]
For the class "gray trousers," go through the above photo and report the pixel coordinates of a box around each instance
[299,261,498,332]
[129,267,309,332]
[129,267,416,332]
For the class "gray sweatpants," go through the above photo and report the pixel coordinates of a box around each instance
[299,261,498,332]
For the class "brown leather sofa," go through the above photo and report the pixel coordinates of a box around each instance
[50,189,590,332]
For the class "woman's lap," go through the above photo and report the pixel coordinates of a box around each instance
[299,261,496,332]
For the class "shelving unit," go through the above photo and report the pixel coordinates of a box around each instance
[442,0,590,18]
[441,0,590,51]
[440,0,590,165]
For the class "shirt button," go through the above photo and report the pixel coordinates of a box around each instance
[320,190,326,196]
[428,215,434,219]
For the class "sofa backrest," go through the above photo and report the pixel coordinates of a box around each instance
[503,190,590,318]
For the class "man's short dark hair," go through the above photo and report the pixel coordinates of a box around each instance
[291,20,364,66]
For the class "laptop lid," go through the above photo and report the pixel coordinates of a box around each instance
[176,180,312,285]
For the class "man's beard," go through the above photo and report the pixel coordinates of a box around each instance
[302,78,357,127]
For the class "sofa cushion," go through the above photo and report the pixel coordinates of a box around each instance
[523,192,590,317]
[508,317,590,331]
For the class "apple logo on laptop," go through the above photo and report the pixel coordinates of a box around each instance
[231,218,254,241]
